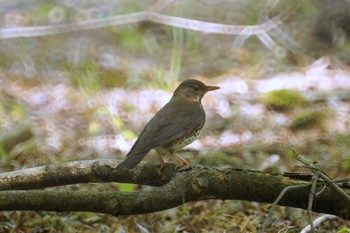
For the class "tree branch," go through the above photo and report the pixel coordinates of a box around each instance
[0,164,349,218]
[0,159,176,190]
[0,7,284,42]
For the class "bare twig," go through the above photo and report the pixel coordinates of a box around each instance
[260,184,309,232]
[0,7,285,45]
[300,214,340,233]
[0,12,148,39]
[288,146,350,202]
[307,172,319,233]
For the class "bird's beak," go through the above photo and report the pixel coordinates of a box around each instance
[204,85,220,92]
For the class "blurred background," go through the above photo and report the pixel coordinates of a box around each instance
[0,0,349,232]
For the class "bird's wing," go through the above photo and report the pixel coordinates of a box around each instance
[117,98,204,169]
[141,98,205,148]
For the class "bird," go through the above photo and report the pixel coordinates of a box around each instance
[117,79,220,170]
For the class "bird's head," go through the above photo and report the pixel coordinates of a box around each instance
[173,79,220,103]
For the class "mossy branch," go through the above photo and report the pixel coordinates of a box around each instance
[0,159,176,190]
[0,162,349,218]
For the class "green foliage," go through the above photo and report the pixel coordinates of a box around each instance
[149,27,185,90]
[71,60,100,93]
[120,27,144,51]
[262,89,306,110]
[184,30,199,50]
[338,226,350,233]
[149,66,176,90]
[71,59,126,90]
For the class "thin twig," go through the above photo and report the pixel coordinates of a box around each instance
[307,172,319,233]
[288,146,350,202]
[0,12,148,39]
[0,9,285,39]
[260,184,309,232]
[277,224,293,233]
[300,214,340,233]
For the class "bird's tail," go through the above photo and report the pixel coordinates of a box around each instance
[116,149,150,169]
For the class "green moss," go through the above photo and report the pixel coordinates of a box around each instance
[290,109,332,131]
[0,145,7,159]
[70,59,126,89]
[336,134,350,147]
[99,69,127,88]
[71,60,100,93]
[107,26,145,51]
[10,103,26,122]
[263,89,306,110]
[340,154,350,171]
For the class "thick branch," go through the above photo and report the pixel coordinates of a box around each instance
[0,166,349,219]
[0,159,176,190]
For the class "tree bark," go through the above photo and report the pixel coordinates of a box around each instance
[0,160,176,190]
[0,162,349,218]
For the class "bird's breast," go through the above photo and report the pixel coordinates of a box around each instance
[165,128,202,150]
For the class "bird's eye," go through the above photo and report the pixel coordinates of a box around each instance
[193,85,199,91]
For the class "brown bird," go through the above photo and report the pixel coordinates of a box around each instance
[117,79,220,169]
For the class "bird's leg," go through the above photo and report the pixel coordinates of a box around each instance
[156,151,167,174]
[157,151,166,166]
[170,150,189,169]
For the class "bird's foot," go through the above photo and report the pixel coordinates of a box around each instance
[173,153,190,170]
[157,151,167,170]
[175,158,190,170]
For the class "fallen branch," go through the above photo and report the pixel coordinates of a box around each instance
[0,159,176,190]
[0,164,349,218]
